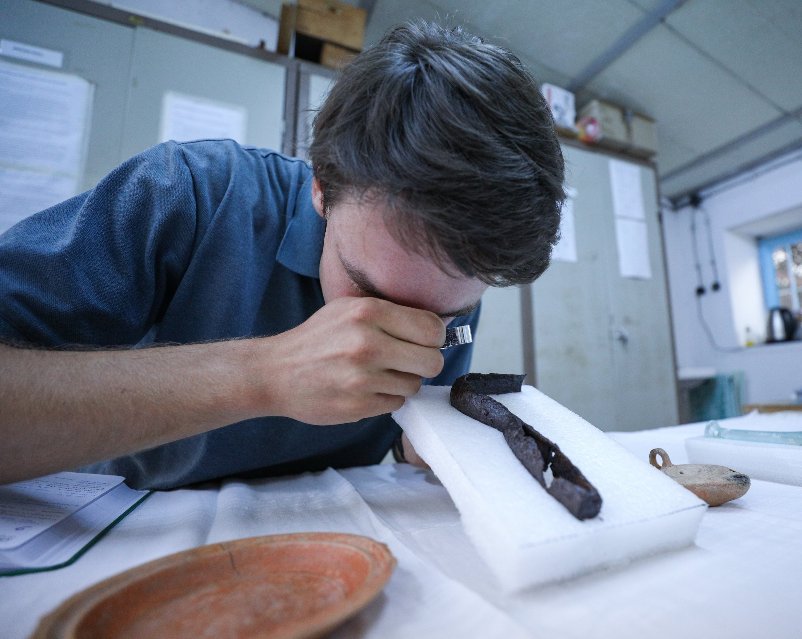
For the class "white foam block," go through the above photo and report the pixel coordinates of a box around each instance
[394,385,706,592]
[686,437,802,485]
[686,411,802,486]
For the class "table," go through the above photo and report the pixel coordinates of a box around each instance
[743,403,802,413]
[2,419,801,638]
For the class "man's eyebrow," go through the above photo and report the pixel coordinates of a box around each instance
[341,256,384,299]
[341,255,480,320]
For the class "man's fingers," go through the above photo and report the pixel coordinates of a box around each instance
[270,297,448,425]
[340,369,424,402]
[379,339,444,379]
[347,297,446,348]
[375,370,424,398]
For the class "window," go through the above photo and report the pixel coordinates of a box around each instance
[759,227,802,312]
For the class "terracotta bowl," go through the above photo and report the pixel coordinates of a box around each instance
[33,532,396,639]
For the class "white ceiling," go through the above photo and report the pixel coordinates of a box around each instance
[234,0,802,205]
[355,0,802,206]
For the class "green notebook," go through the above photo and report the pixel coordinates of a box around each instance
[0,472,150,576]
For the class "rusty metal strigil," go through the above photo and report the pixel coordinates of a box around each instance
[449,373,602,520]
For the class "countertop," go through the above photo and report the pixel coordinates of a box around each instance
[2,417,801,638]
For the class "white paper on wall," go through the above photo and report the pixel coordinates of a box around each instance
[552,185,578,263]
[159,91,247,145]
[609,159,645,220]
[0,39,63,68]
[609,159,651,279]
[615,217,652,279]
[0,60,93,234]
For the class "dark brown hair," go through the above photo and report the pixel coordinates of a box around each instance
[309,21,564,286]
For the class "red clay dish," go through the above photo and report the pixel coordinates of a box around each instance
[33,532,396,639]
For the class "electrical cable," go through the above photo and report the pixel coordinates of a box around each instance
[689,198,706,296]
[700,204,721,291]
[695,295,742,353]
[689,192,739,352]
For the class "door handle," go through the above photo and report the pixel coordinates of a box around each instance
[613,328,629,345]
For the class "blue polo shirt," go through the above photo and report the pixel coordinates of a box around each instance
[0,140,479,489]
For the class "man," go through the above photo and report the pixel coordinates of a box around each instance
[0,21,564,489]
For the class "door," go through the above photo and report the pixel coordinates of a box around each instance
[530,144,678,431]
[290,61,336,160]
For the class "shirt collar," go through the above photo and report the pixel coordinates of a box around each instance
[276,174,325,279]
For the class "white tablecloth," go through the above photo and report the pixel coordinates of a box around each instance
[2,419,801,638]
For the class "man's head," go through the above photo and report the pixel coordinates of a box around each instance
[309,20,565,288]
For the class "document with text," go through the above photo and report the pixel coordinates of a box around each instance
[0,472,149,575]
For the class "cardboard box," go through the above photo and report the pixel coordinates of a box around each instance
[541,83,576,131]
[278,0,366,68]
[319,42,357,69]
[578,99,657,158]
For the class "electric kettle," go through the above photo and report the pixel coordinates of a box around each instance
[766,307,798,342]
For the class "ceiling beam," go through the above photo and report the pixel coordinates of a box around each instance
[662,105,802,185]
[567,0,687,93]
[667,137,802,209]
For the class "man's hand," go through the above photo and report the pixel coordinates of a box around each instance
[0,297,444,484]
[253,297,446,425]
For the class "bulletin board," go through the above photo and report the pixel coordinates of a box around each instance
[1,0,289,227]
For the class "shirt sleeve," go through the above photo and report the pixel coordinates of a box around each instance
[0,142,197,346]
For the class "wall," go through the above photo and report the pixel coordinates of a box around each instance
[2,0,289,231]
[88,0,279,49]
[662,149,802,404]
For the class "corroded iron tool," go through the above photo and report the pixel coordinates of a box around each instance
[450,373,602,520]
[441,325,472,349]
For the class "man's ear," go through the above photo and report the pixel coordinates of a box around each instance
[311,177,325,218]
